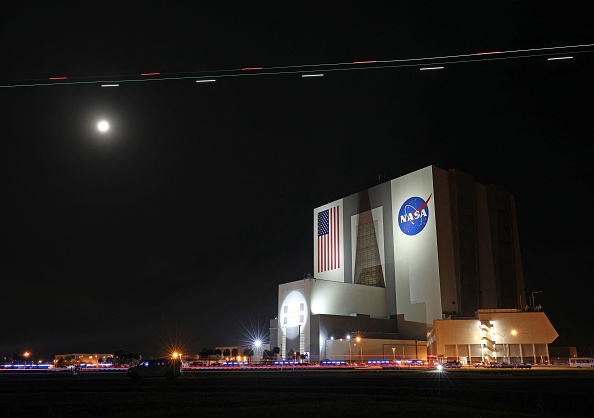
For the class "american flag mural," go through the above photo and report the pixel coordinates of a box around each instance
[317,206,340,272]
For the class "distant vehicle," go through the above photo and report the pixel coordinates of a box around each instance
[126,358,182,380]
[488,363,514,368]
[568,357,594,368]
[442,361,461,368]
[514,363,532,369]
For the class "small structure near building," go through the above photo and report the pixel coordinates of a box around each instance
[53,353,114,368]
[427,309,558,365]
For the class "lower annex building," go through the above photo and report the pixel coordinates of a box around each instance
[270,165,558,364]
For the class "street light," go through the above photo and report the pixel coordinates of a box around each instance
[356,337,362,362]
[254,339,262,364]
[510,330,518,361]
[23,352,30,368]
[346,335,352,363]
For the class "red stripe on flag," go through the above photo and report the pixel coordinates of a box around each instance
[332,208,335,270]
[322,235,328,271]
[330,208,334,269]
[322,234,326,272]
[337,207,340,268]
[321,235,324,272]
[317,236,320,273]
[333,207,337,269]
[324,234,328,271]
[334,206,340,268]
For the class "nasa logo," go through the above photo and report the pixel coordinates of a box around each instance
[398,194,432,236]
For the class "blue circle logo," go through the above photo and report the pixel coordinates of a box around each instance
[398,195,431,236]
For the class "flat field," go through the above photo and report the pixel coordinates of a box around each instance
[1,367,593,417]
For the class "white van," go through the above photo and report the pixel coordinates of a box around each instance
[126,358,182,380]
[568,357,594,368]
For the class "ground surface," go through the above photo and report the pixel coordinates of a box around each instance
[1,367,593,417]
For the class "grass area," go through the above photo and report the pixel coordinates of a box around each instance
[1,368,593,417]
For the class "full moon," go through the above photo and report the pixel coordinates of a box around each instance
[97,120,110,132]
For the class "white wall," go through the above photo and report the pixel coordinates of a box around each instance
[310,279,386,318]
[278,279,388,359]
[391,166,443,326]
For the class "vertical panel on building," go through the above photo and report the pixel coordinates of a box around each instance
[278,282,310,359]
[351,206,385,287]
[391,166,442,326]
[313,199,344,282]
[475,183,497,308]
[432,167,458,315]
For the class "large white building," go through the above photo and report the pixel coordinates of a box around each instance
[271,166,557,363]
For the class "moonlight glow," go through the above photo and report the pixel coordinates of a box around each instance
[97,120,110,132]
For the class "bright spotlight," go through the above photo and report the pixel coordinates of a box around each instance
[254,339,262,348]
[437,364,443,371]
[97,120,110,133]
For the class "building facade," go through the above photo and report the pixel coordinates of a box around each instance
[427,309,559,364]
[313,165,526,339]
[272,165,555,363]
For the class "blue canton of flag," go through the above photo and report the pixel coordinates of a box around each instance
[318,210,329,236]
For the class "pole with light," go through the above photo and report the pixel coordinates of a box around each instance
[254,339,262,364]
[509,330,518,362]
[356,337,362,362]
[23,352,30,368]
[346,335,352,363]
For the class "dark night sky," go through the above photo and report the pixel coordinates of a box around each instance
[2,1,593,361]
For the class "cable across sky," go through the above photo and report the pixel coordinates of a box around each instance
[1,43,592,89]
